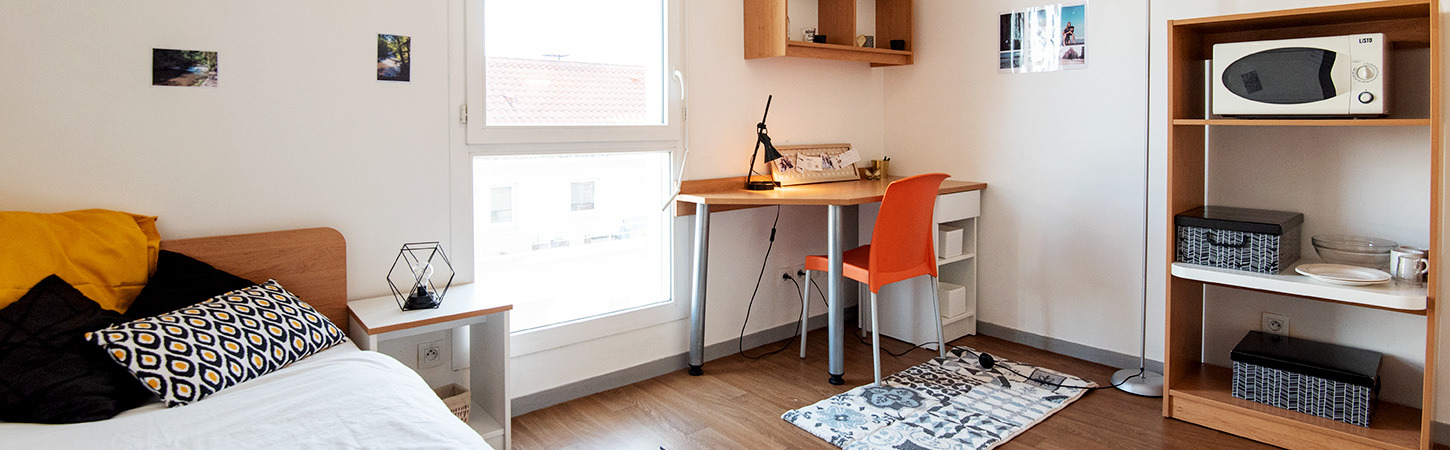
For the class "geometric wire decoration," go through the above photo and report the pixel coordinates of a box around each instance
[387,242,455,311]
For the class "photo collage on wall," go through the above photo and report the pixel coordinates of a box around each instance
[150,34,412,88]
[999,2,1087,73]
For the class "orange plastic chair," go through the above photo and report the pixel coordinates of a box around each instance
[797,173,950,386]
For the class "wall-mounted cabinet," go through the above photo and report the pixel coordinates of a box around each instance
[744,0,914,66]
[1163,1,1440,449]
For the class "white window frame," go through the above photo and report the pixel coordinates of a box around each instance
[464,0,682,145]
[464,0,687,357]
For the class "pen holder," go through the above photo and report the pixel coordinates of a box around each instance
[873,160,889,179]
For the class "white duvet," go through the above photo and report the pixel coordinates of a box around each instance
[0,343,490,449]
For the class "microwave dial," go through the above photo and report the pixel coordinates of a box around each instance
[1353,64,1380,82]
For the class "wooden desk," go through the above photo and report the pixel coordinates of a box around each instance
[675,176,986,384]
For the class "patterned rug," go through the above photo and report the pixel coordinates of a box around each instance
[782,346,1095,449]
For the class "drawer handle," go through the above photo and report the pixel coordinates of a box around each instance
[1206,230,1250,248]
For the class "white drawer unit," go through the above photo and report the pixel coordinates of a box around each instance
[861,189,980,347]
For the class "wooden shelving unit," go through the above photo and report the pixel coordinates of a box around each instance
[744,0,914,66]
[1163,1,1441,449]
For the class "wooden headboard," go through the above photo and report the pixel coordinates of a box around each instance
[159,227,348,326]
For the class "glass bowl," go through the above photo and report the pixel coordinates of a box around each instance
[1311,234,1397,271]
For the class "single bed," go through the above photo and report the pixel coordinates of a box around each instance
[0,227,491,449]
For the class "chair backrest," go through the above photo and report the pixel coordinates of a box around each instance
[868,173,949,293]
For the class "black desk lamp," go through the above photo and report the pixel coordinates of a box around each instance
[745,95,783,190]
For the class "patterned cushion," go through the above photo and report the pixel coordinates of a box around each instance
[86,280,346,406]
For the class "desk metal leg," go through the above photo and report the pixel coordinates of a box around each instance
[827,204,845,385]
[687,204,710,375]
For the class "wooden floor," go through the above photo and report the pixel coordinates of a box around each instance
[512,329,1280,450]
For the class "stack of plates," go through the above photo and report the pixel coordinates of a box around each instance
[1295,263,1391,286]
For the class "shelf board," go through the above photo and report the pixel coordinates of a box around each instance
[1169,364,1422,449]
[466,400,505,439]
[938,253,976,265]
[942,311,974,325]
[1172,118,1432,126]
[1170,261,1427,312]
[782,40,913,66]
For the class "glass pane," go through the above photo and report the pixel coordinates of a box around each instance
[473,152,671,332]
[484,0,665,126]
[490,187,513,223]
[570,181,595,211]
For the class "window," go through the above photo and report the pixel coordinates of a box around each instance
[473,153,670,332]
[465,0,683,342]
[489,187,513,223]
[570,181,595,211]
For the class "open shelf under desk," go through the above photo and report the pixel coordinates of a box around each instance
[1169,364,1423,449]
[1170,261,1428,312]
[466,400,505,441]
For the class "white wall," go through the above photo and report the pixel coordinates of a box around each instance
[882,0,1152,368]
[0,0,451,300]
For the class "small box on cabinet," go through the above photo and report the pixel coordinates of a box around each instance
[1230,331,1380,427]
[937,224,963,259]
[937,281,967,318]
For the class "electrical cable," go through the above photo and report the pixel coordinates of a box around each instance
[804,276,1128,391]
[738,206,798,360]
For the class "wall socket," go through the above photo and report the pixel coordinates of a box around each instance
[778,264,806,285]
[417,339,445,369]
[1262,312,1290,336]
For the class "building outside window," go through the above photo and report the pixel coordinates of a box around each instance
[468,0,681,336]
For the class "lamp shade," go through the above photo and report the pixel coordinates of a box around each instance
[387,242,454,311]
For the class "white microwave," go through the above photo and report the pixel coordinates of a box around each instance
[1212,34,1387,117]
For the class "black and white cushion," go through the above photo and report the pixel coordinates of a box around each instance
[87,280,346,406]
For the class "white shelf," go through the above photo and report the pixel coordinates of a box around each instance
[937,253,976,266]
[942,311,974,325]
[1170,261,1427,311]
[468,400,505,441]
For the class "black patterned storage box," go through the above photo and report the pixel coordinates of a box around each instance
[1176,206,1303,274]
[1230,331,1380,427]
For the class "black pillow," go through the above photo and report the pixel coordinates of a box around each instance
[0,275,153,423]
[124,250,256,319]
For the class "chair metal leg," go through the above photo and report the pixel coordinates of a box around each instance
[871,291,882,386]
[930,276,947,359]
[800,270,812,359]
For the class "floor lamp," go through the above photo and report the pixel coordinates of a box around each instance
[1111,0,1165,397]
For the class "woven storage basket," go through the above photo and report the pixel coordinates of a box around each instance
[1175,206,1303,274]
[1230,331,1380,427]
[433,384,470,422]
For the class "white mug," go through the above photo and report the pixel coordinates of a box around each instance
[1390,246,1429,287]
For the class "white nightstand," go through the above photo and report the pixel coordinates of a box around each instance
[346,284,512,450]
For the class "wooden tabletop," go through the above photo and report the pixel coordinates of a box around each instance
[347,283,513,335]
[675,176,986,216]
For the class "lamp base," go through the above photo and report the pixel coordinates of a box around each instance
[1110,368,1164,397]
[745,180,777,190]
[402,292,442,310]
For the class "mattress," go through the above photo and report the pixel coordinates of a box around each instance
[0,342,490,449]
